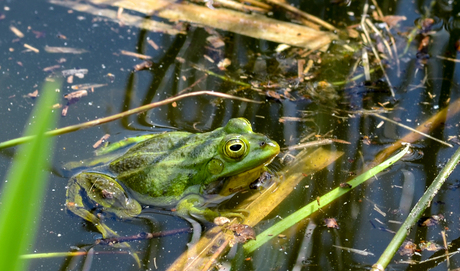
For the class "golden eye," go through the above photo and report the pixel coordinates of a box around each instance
[224,138,247,159]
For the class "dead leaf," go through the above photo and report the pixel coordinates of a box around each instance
[325,218,339,229]
[27,90,39,98]
[217,58,231,70]
[228,224,256,244]
[398,241,417,256]
[133,60,153,71]
[93,134,111,149]
[419,241,442,251]
[207,35,225,48]
[379,15,407,28]
[61,105,69,116]
[64,90,88,101]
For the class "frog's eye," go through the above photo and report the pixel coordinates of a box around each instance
[239,118,251,126]
[224,138,247,159]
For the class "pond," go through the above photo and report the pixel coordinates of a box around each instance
[1,0,460,270]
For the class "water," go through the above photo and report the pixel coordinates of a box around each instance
[1,0,460,270]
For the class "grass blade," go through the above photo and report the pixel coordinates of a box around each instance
[0,81,59,271]
[244,144,410,253]
[371,146,460,271]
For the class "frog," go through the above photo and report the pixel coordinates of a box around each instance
[66,118,280,240]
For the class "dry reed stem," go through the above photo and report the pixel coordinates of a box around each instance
[87,0,336,50]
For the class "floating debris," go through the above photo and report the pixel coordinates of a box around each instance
[228,224,256,245]
[203,54,214,63]
[275,44,290,53]
[62,68,88,78]
[398,241,417,256]
[214,217,231,226]
[419,241,443,252]
[64,90,88,102]
[217,58,231,70]
[70,83,107,90]
[207,35,225,48]
[418,214,444,227]
[325,218,339,229]
[105,73,115,82]
[57,33,67,39]
[9,25,24,38]
[133,60,153,71]
[24,44,39,53]
[374,14,407,28]
[27,90,39,98]
[332,245,375,256]
[61,105,69,116]
[93,134,111,149]
[43,65,62,72]
[147,39,159,50]
[32,30,46,38]
[339,182,352,189]
[121,50,152,59]
[44,45,88,54]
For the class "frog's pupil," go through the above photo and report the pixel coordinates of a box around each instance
[230,144,242,151]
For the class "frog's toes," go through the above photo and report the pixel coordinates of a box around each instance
[218,208,249,220]
[96,225,141,267]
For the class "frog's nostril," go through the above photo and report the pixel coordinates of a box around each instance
[259,141,266,147]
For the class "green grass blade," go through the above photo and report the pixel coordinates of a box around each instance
[371,146,460,271]
[0,81,59,271]
[244,144,410,254]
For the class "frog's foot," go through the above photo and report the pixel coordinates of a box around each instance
[66,172,142,220]
[66,172,142,267]
[175,195,249,221]
[175,196,218,221]
[70,214,141,266]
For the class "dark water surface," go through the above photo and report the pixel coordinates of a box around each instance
[2,0,460,270]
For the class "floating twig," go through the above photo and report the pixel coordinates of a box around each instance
[436,55,460,63]
[0,91,262,150]
[370,113,453,148]
[284,138,351,151]
[333,245,375,256]
[97,228,192,245]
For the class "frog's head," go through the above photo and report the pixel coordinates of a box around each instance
[205,118,280,183]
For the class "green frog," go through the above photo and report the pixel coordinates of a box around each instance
[66,118,280,239]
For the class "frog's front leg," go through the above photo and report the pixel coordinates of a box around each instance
[66,172,142,238]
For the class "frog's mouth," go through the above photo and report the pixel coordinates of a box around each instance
[259,140,280,164]
[265,141,280,159]
[233,139,280,174]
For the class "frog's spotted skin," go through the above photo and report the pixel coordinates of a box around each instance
[66,118,279,240]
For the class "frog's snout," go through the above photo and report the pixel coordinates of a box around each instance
[260,138,280,154]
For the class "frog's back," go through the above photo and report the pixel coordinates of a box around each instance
[109,129,224,199]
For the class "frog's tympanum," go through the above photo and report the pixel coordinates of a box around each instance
[66,118,280,239]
